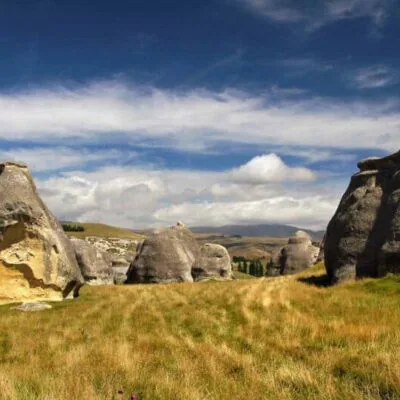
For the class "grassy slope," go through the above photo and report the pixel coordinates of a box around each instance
[195,234,287,261]
[65,223,144,240]
[1,266,400,399]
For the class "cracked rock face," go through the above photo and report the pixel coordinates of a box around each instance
[0,162,84,304]
[325,150,400,284]
[126,223,232,283]
[70,238,114,285]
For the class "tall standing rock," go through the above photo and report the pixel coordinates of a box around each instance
[0,161,84,304]
[325,151,400,283]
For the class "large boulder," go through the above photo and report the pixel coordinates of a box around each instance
[127,223,200,283]
[325,150,400,283]
[192,243,232,281]
[0,161,84,304]
[127,223,232,284]
[267,231,320,276]
[70,238,114,285]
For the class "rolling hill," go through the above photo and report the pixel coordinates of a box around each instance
[191,223,325,240]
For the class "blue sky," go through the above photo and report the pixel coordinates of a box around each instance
[0,0,399,229]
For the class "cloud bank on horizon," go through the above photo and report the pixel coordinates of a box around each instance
[0,0,398,230]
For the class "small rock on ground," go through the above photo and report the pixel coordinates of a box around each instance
[13,302,52,312]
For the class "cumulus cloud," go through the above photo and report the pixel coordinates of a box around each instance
[230,153,316,183]
[35,158,343,230]
[0,79,399,153]
[233,0,393,28]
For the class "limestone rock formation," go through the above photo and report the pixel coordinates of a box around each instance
[325,150,400,283]
[192,243,232,281]
[71,238,114,285]
[127,223,200,283]
[0,161,84,304]
[127,223,232,284]
[267,231,320,276]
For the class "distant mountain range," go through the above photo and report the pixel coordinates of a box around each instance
[191,224,325,240]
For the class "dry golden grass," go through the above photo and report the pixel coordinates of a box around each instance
[65,223,144,240]
[1,265,400,399]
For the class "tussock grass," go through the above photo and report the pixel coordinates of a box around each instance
[1,265,400,399]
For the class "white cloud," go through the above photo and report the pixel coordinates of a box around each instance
[154,196,337,231]
[0,147,136,172]
[0,79,399,153]
[230,153,316,183]
[273,147,357,164]
[35,158,343,230]
[351,65,399,89]
[233,0,393,28]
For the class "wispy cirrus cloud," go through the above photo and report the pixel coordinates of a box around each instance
[0,147,136,172]
[0,79,399,153]
[350,65,399,89]
[232,0,394,29]
[275,57,333,76]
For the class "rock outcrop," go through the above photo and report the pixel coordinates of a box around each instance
[267,231,319,276]
[80,236,139,284]
[0,161,84,304]
[325,150,400,283]
[127,224,200,283]
[71,238,114,285]
[192,243,232,281]
[127,223,232,284]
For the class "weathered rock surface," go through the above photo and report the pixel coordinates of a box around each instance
[0,161,84,305]
[267,231,320,276]
[71,238,114,285]
[85,236,140,257]
[127,223,232,284]
[127,224,200,283]
[192,243,232,281]
[325,150,400,283]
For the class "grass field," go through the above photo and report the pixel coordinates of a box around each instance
[1,265,400,400]
[65,223,144,240]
